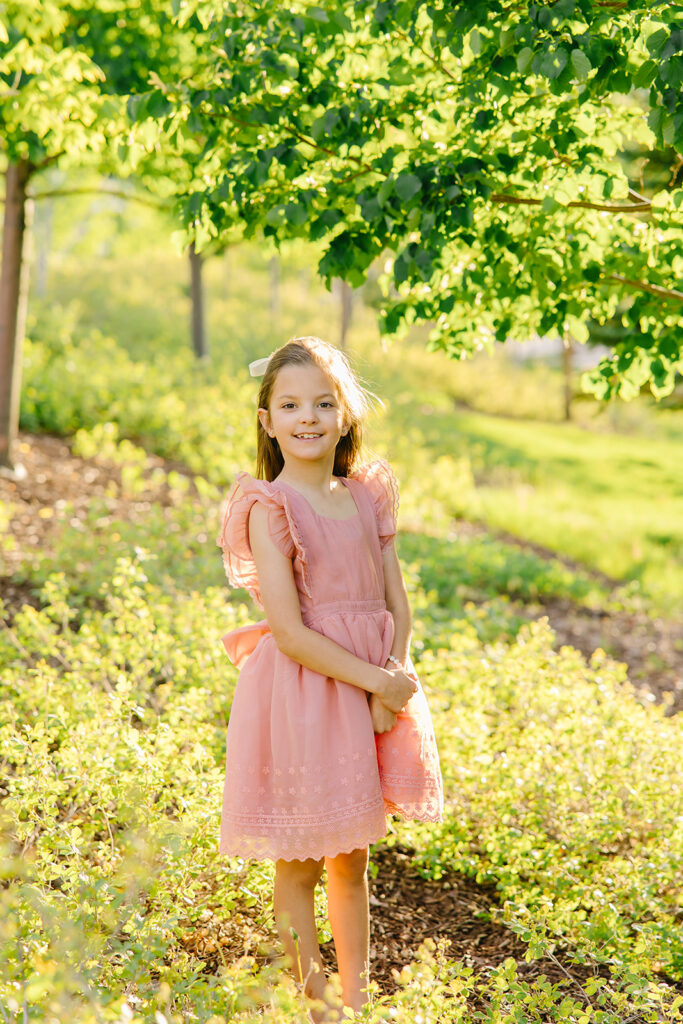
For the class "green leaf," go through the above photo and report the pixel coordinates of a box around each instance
[660,56,683,91]
[285,203,307,226]
[146,91,172,119]
[126,93,148,122]
[265,206,285,227]
[648,106,664,138]
[538,0,575,27]
[633,58,658,89]
[310,115,327,142]
[516,47,534,74]
[328,9,352,30]
[645,27,668,59]
[583,263,601,283]
[308,6,330,22]
[378,176,394,206]
[395,173,421,202]
[570,49,591,82]
[566,315,589,344]
[360,194,381,220]
[539,47,569,80]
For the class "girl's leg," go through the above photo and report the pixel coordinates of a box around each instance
[273,856,332,1017]
[324,846,370,1012]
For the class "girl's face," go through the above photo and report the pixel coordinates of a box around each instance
[258,362,348,470]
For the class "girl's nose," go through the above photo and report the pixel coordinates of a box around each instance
[300,405,318,422]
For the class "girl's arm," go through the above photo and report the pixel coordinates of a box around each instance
[368,540,414,732]
[381,540,412,669]
[248,503,416,713]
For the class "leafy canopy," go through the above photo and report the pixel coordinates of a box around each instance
[0,0,202,181]
[130,0,683,399]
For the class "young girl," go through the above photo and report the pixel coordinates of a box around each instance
[216,337,443,1022]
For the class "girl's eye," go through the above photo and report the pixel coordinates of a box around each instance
[319,402,333,408]
[281,403,296,409]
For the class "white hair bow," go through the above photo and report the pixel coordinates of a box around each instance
[248,356,271,377]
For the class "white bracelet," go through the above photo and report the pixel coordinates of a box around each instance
[386,654,404,670]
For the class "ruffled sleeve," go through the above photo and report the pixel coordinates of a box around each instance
[351,458,399,552]
[216,473,311,608]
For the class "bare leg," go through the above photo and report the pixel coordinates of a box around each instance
[325,846,370,1012]
[273,857,337,1022]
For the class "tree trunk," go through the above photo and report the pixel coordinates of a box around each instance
[338,278,353,350]
[0,159,32,476]
[189,241,208,360]
[562,335,573,421]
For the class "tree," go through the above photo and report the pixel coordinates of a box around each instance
[0,0,207,474]
[138,0,682,401]
[0,2,108,473]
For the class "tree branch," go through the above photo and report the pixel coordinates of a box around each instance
[608,273,683,304]
[283,123,374,171]
[490,192,651,213]
[26,186,170,208]
[34,151,67,172]
[0,69,22,99]
[392,27,459,84]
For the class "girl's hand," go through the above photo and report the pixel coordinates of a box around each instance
[369,693,398,734]
[384,656,418,683]
[378,667,418,714]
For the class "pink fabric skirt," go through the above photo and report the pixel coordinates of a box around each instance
[219,606,444,862]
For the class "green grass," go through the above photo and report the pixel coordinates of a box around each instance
[424,406,682,613]
[353,339,683,616]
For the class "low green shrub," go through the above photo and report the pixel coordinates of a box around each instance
[1,568,681,1022]
[21,330,254,485]
[403,618,683,987]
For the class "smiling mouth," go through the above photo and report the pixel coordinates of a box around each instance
[294,433,322,439]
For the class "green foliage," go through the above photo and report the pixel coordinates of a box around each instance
[405,618,683,989]
[0,1,111,167]
[0,0,201,181]
[2,569,682,1021]
[131,0,683,397]
[21,328,254,483]
[7,261,683,1020]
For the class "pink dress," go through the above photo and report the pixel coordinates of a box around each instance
[216,458,444,862]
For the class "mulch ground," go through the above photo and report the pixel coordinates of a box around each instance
[2,432,683,1010]
[325,842,605,996]
[175,839,682,1013]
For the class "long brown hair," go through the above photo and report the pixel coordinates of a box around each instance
[256,337,376,481]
